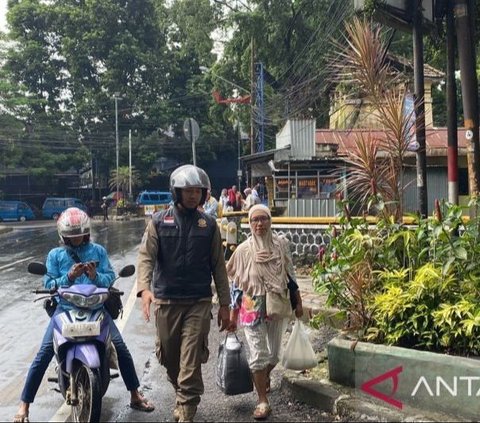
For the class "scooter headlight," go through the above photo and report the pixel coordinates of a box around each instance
[62,292,109,308]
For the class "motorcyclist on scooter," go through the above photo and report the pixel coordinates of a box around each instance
[13,207,154,423]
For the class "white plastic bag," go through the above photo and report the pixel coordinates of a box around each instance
[281,319,317,370]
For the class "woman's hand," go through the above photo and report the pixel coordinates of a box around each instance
[295,304,304,319]
[294,291,304,318]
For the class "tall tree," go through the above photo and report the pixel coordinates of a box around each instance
[214,0,353,150]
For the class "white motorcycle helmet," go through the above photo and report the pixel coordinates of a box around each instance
[170,164,211,206]
[57,207,91,243]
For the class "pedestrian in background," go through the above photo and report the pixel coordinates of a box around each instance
[226,204,303,420]
[219,188,229,215]
[227,185,243,211]
[101,196,109,221]
[136,164,231,422]
[243,187,255,211]
[252,183,261,205]
[201,189,218,218]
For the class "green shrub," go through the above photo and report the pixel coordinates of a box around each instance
[312,198,480,356]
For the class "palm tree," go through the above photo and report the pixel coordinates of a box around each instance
[108,166,142,200]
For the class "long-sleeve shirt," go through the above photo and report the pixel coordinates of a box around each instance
[44,242,115,310]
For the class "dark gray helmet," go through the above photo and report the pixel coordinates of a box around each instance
[170,164,211,204]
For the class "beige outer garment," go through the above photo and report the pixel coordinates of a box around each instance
[136,218,231,307]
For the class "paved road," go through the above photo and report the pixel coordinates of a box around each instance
[0,220,335,422]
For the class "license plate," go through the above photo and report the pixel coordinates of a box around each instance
[62,321,100,338]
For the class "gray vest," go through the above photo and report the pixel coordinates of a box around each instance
[152,207,216,299]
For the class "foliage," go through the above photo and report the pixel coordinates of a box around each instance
[0,0,473,196]
[0,0,236,192]
[216,0,353,150]
[312,198,480,356]
[108,166,141,197]
[331,17,420,221]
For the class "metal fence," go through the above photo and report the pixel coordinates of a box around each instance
[239,222,332,264]
[273,198,338,217]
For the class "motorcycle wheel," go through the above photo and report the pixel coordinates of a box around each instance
[71,365,102,422]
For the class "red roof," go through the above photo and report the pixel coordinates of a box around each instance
[315,128,469,156]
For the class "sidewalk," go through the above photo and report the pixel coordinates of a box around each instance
[282,274,466,422]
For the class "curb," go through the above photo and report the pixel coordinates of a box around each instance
[280,363,465,422]
[0,226,12,235]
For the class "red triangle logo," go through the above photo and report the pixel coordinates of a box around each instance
[361,366,403,409]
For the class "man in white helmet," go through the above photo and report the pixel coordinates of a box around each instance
[13,207,154,423]
[136,164,231,422]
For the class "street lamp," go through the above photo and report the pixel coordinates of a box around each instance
[114,92,120,206]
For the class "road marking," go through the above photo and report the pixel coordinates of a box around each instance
[49,277,137,422]
[0,256,34,271]
[115,278,138,333]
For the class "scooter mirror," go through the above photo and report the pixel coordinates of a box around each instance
[28,262,47,276]
[118,264,135,278]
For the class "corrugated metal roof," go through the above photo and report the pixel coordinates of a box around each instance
[315,127,468,157]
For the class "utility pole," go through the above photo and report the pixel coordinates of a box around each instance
[237,123,242,190]
[114,93,120,205]
[129,129,132,201]
[413,0,428,217]
[446,0,459,204]
[90,150,95,202]
[454,0,480,200]
[250,37,255,156]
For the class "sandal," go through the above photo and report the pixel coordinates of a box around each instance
[253,402,271,420]
[13,414,29,423]
[266,376,271,393]
[130,397,155,412]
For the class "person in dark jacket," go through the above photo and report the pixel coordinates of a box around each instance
[136,164,231,422]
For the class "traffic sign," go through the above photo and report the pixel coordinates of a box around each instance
[183,118,200,143]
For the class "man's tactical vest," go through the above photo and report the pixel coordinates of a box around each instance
[152,207,216,299]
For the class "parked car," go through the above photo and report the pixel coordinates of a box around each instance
[0,200,36,222]
[135,191,172,216]
[42,197,87,220]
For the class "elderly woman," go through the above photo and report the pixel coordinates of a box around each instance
[226,204,303,420]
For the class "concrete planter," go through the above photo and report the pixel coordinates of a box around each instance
[328,336,480,420]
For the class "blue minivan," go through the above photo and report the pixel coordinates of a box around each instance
[0,201,36,222]
[136,191,172,216]
[42,197,87,220]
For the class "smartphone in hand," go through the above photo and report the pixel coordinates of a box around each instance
[83,261,100,274]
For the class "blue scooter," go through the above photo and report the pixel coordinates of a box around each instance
[29,262,134,422]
